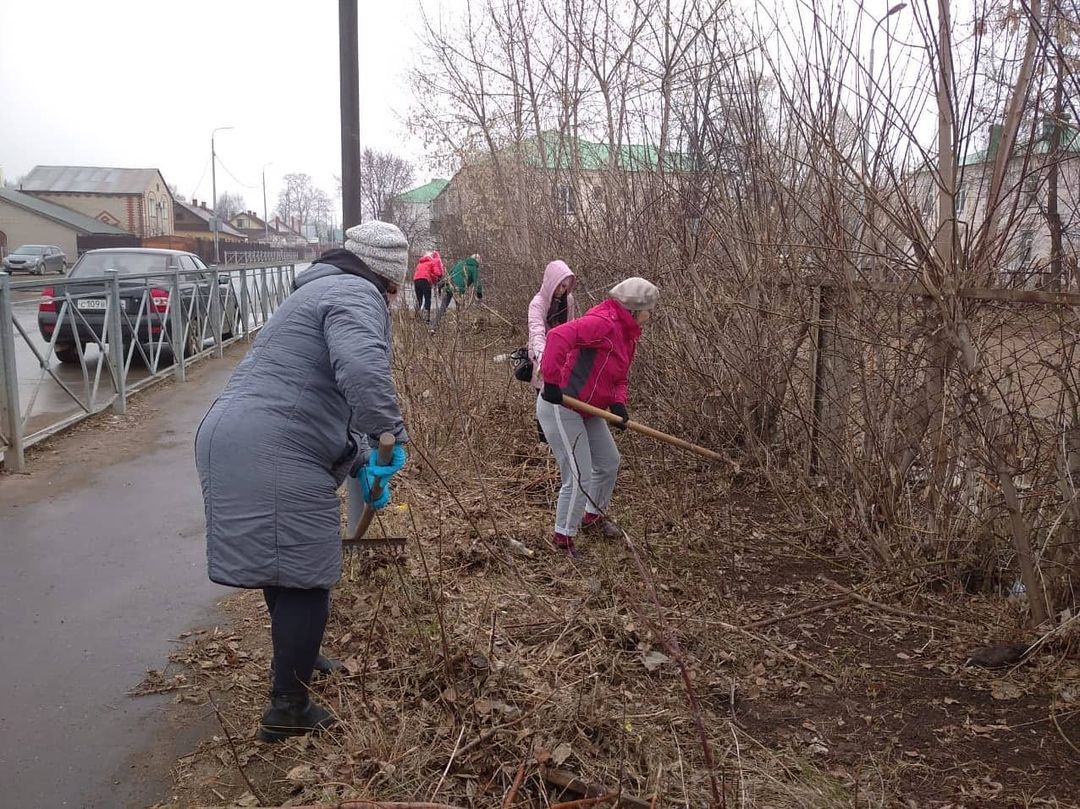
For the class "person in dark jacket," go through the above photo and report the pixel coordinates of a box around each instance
[537,277,659,555]
[195,221,410,741]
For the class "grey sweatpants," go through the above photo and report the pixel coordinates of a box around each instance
[536,397,621,536]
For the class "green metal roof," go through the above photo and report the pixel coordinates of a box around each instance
[395,179,449,204]
[521,131,693,172]
[961,125,1080,166]
[0,187,129,234]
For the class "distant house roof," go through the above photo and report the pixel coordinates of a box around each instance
[524,131,693,172]
[960,125,1080,167]
[230,210,269,229]
[21,165,171,195]
[174,199,246,239]
[0,187,129,235]
[395,179,450,204]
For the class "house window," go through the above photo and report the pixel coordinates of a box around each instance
[922,188,934,218]
[1024,178,1039,206]
[956,187,966,214]
[556,185,576,217]
[1018,230,1034,267]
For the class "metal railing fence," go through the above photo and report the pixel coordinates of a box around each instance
[0,262,298,472]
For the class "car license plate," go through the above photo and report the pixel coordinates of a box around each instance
[76,299,107,310]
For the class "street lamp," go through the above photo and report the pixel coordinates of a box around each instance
[860,3,906,279]
[210,126,234,264]
[261,162,273,242]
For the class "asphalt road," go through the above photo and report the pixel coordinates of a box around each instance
[0,349,241,807]
[6,287,154,439]
[4,266,306,448]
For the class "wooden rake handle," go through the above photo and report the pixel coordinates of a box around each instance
[560,394,730,465]
[351,432,396,541]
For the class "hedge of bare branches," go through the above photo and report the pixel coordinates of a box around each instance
[408,0,1080,625]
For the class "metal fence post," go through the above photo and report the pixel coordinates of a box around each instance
[239,268,250,340]
[170,269,186,382]
[0,273,26,472]
[106,270,127,415]
[210,268,224,358]
[259,267,269,324]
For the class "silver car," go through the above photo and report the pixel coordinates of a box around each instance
[2,245,67,275]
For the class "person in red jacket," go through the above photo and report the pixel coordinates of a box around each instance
[412,251,444,323]
[537,276,659,555]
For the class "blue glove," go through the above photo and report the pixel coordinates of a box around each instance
[359,469,392,509]
[356,444,407,510]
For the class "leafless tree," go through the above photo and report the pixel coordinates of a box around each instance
[410,0,1080,631]
[310,188,335,239]
[214,190,246,221]
[275,172,318,228]
[358,148,415,221]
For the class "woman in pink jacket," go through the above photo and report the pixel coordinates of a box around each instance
[537,277,659,555]
[412,251,444,323]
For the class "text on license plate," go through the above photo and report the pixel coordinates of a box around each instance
[76,299,108,310]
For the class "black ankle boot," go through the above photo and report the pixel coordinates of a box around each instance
[313,653,346,675]
[257,692,336,742]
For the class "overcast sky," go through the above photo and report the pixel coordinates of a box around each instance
[0,0,447,215]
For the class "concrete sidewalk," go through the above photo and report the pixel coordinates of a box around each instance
[0,347,244,807]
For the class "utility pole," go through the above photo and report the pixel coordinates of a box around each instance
[339,0,361,230]
[261,162,272,242]
[211,126,233,264]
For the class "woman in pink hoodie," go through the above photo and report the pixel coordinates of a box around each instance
[527,260,577,391]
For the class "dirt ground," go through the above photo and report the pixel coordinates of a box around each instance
[146,312,1079,808]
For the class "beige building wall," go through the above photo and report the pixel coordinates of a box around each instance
[30,193,140,236]
[0,201,78,259]
[31,187,174,238]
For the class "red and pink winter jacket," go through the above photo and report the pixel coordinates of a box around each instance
[527,260,577,390]
[540,297,641,410]
[413,252,445,284]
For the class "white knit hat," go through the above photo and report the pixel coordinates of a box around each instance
[609,277,659,311]
[344,221,409,286]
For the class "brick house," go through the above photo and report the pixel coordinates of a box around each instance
[19,165,175,239]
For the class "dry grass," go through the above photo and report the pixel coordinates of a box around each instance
[146,308,1079,808]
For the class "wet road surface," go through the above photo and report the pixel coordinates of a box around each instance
[0,348,242,807]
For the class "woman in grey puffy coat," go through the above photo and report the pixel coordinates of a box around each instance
[195,221,409,741]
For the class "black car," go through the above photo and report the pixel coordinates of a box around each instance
[37,248,240,365]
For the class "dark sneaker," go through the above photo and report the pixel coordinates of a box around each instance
[257,692,336,743]
[582,513,621,538]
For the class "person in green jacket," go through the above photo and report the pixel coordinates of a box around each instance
[431,253,482,333]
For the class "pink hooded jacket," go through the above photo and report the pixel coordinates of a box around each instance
[527,260,577,389]
[413,251,445,284]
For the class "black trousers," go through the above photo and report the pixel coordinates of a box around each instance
[414,279,432,315]
[263,586,330,696]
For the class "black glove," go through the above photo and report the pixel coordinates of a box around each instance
[610,403,629,429]
[541,382,563,405]
[475,290,483,300]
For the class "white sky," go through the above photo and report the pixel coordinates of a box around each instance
[0,0,969,218]
[0,0,450,215]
